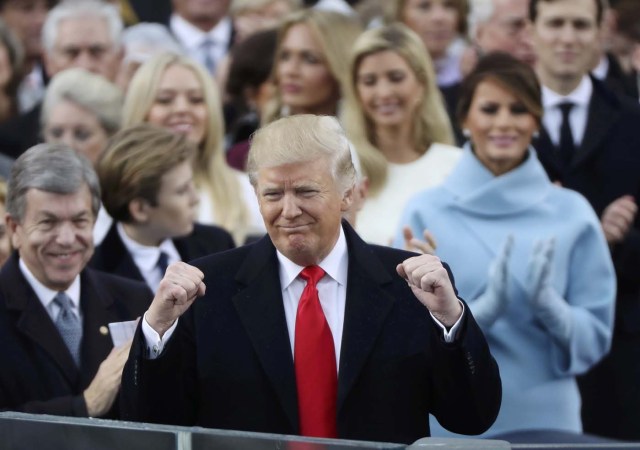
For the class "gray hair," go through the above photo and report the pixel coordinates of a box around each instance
[121,23,182,65]
[7,144,101,222]
[41,68,123,135]
[247,115,356,193]
[42,0,123,52]
[468,0,496,39]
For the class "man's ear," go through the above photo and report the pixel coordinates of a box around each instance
[128,198,151,224]
[6,214,20,250]
[340,185,355,212]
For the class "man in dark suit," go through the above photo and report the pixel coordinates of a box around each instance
[0,143,152,417]
[120,115,501,444]
[530,0,640,440]
[89,125,235,292]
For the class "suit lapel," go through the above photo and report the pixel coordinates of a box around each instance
[2,253,79,386]
[78,269,122,386]
[231,237,299,433]
[572,83,619,169]
[337,223,395,411]
[95,224,145,283]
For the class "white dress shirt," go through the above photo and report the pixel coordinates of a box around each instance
[117,223,181,293]
[542,75,593,148]
[19,258,82,324]
[170,13,232,72]
[143,227,463,360]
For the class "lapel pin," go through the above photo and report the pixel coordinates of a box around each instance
[99,326,109,336]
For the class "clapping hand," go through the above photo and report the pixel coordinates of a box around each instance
[471,235,513,329]
[527,238,572,345]
[401,226,438,255]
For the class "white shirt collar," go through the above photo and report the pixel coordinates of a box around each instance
[19,257,81,311]
[591,55,609,80]
[116,222,180,272]
[542,75,593,110]
[276,225,348,290]
[170,13,232,50]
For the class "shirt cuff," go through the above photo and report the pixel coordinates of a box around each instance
[142,311,179,359]
[429,300,465,343]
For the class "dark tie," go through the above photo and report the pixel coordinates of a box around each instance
[53,292,82,366]
[156,251,169,276]
[558,102,576,169]
[294,266,337,438]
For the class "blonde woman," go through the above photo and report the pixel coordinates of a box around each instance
[262,8,362,124]
[343,23,461,245]
[122,53,264,245]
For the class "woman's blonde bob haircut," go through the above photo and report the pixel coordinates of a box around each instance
[343,23,454,194]
[121,53,249,240]
[262,8,363,124]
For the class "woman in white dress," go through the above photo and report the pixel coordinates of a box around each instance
[343,23,461,245]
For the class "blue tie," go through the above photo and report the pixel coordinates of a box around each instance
[53,292,82,366]
[200,38,216,74]
[157,251,169,276]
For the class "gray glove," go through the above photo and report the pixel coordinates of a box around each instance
[527,238,572,346]
[471,235,514,329]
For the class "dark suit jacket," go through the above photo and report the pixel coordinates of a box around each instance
[601,52,639,101]
[0,252,152,417]
[534,78,640,437]
[533,77,640,332]
[89,222,235,285]
[0,102,41,160]
[121,222,501,444]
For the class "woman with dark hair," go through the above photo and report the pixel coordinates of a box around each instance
[0,18,23,124]
[396,52,616,441]
[224,28,278,171]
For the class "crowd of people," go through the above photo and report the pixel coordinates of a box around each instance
[0,0,639,446]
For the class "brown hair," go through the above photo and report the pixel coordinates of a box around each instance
[262,9,363,124]
[98,124,196,223]
[529,0,606,24]
[385,0,469,36]
[457,52,542,126]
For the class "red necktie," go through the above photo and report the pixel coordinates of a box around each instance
[294,266,337,438]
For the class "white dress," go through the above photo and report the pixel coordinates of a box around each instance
[356,143,462,246]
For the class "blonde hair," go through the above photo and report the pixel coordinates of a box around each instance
[248,114,356,194]
[262,9,363,124]
[342,23,454,194]
[122,53,250,240]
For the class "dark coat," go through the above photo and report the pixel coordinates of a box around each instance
[120,222,501,444]
[89,222,235,285]
[533,77,640,440]
[0,252,152,417]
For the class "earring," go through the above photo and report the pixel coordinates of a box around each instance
[462,128,471,138]
[533,130,540,139]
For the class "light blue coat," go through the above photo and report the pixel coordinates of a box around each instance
[395,146,615,437]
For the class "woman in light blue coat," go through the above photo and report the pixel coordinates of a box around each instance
[395,53,615,440]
